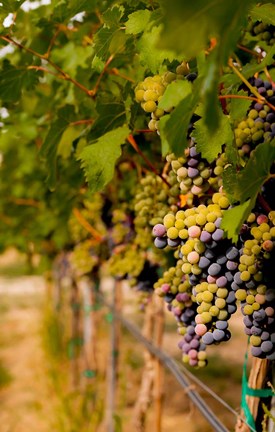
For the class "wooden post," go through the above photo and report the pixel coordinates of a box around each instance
[80,276,98,385]
[70,277,81,389]
[133,297,155,431]
[105,278,123,432]
[153,295,165,432]
[236,358,272,432]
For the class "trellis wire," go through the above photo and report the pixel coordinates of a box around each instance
[97,291,231,432]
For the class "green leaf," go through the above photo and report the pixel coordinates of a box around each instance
[191,110,234,162]
[137,25,179,74]
[158,80,192,111]
[78,125,130,193]
[40,105,76,190]
[52,0,97,22]
[0,62,40,103]
[103,5,124,28]
[158,116,170,156]
[201,51,220,132]
[250,3,275,26]
[221,199,255,243]
[162,95,197,156]
[93,26,118,61]
[125,10,152,34]
[229,90,251,122]
[158,0,253,62]
[222,45,275,87]
[89,101,126,140]
[233,139,275,202]
[1,0,25,13]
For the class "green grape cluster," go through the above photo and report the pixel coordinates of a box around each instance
[107,245,145,283]
[134,62,189,132]
[110,207,132,245]
[247,20,275,46]
[234,76,275,160]
[69,240,99,276]
[166,142,225,199]
[133,173,171,249]
[69,194,106,243]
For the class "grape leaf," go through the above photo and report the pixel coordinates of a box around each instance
[158,80,192,111]
[222,45,275,87]
[229,90,251,122]
[158,0,253,62]
[158,116,170,156]
[93,26,116,61]
[52,0,97,22]
[233,139,275,202]
[191,111,234,162]
[137,25,179,74]
[250,3,275,26]
[221,199,255,243]
[88,101,126,140]
[78,125,130,193]
[0,62,40,103]
[125,9,152,34]
[162,88,200,156]
[0,0,25,13]
[103,5,124,28]
[40,105,76,190]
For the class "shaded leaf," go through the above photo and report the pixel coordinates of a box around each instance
[158,80,192,111]
[250,3,275,26]
[191,110,234,162]
[103,5,124,28]
[0,0,25,13]
[158,0,253,62]
[137,25,179,74]
[229,90,251,122]
[233,139,275,202]
[40,105,76,190]
[78,125,130,193]
[125,9,152,34]
[89,101,126,140]
[222,199,255,243]
[0,62,40,103]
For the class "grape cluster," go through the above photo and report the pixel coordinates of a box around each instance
[134,62,191,133]
[107,244,145,283]
[233,211,275,359]
[234,77,275,159]
[69,239,99,276]
[133,173,170,249]
[247,20,275,47]
[152,192,246,366]
[154,255,208,366]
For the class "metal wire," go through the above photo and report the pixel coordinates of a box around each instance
[98,292,230,432]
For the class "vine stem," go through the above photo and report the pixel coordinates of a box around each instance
[237,44,263,60]
[257,195,272,214]
[127,134,170,187]
[90,54,115,98]
[72,208,104,242]
[218,94,262,104]
[108,67,135,83]
[69,119,94,127]
[228,59,275,112]
[0,35,94,97]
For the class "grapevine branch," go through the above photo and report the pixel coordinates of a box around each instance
[72,208,104,242]
[228,59,275,112]
[0,35,94,96]
[127,134,170,187]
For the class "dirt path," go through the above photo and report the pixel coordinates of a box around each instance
[0,276,56,432]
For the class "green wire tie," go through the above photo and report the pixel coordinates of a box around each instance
[67,337,84,359]
[105,312,113,323]
[83,303,102,314]
[241,341,273,431]
[83,369,96,378]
